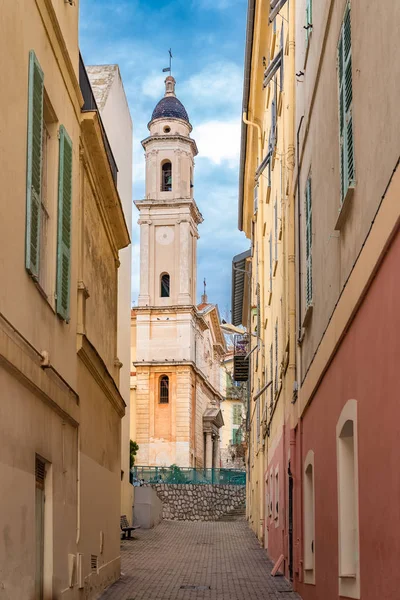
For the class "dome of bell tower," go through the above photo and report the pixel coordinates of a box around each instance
[150,76,190,124]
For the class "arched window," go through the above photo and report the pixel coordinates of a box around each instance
[304,450,315,584]
[161,273,170,297]
[336,399,360,599]
[159,376,169,404]
[161,161,172,191]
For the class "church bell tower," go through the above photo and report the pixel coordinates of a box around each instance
[133,76,206,468]
[136,76,202,309]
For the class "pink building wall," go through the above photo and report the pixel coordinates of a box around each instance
[295,225,400,600]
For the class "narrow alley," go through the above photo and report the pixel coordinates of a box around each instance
[99,520,300,600]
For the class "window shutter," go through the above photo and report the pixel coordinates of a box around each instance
[338,4,355,204]
[26,51,44,279]
[306,0,313,45]
[305,177,313,306]
[56,125,73,322]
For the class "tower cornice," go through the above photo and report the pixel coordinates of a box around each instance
[135,197,203,225]
[142,132,198,156]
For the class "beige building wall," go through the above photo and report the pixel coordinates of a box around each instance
[0,1,129,598]
[295,0,400,386]
[87,64,134,522]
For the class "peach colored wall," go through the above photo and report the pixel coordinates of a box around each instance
[296,225,400,600]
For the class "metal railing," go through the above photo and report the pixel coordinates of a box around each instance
[79,54,118,185]
[131,466,246,486]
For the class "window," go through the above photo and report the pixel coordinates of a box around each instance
[35,456,46,599]
[274,468,279,524]
[304,450,315,584]
[338,4,355,205]
[337,400,360,598]
[269,344,273,407]
[232,404,242,426]
[254,183,259,214]
[274,200,278,264]
[270,472,273,516]
[274,320,278,392]
[160,273,170,297]
[270,81,277,151]
[306,0,313,45]
[269,233,273,291]
[256,397,260,445]
[161,161,172,191]
[26,51,72,319]
[163,126,171,133]
[159,375,169,403]
[305,176,313,307]
[232,428,242,445]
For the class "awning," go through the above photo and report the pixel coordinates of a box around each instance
[231,250,251,327]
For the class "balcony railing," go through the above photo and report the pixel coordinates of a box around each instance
[131,466,246,486]
[79,54,118,185]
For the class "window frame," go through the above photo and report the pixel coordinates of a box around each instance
[159,375,170,404]
[161,160,172,192]
[303,449,316,584]
[160,272,170,298]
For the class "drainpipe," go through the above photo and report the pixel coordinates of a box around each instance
[242,112,262,167]
[296,116,305,343]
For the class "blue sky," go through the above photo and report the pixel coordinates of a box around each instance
[79,0,248,318]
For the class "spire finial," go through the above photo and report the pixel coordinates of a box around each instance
[162,49,176,96]
[201,278,208,304]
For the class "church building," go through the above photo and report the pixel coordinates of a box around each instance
[131,76,226,469]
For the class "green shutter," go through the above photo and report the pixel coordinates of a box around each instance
[233,405,241,426]
[56,125,73,321]
[338,4,355,204]
[305,177,313,306]
[26,51,44,279]
[306,0,312,45]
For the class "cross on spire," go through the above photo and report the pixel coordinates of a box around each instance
[162,49,173,75]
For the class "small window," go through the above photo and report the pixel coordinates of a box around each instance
[163,126,171,133]
[161,273,170,297]
[274,469,279,523]
[305,175,313,307]
[161,161,172,191]
[159,375,169,404]
[304,450,315,584]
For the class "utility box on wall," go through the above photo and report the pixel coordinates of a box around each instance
[133,487,163,529]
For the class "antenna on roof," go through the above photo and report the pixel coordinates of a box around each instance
[162,49,173,75]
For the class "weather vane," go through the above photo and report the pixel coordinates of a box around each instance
[162,49,173,76]
[203,278,207,296]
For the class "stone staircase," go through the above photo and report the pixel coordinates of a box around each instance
[218,503,246,521]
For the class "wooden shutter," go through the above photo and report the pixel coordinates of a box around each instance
[338,4,355,204]
[233,405,241,426]
[56,125,73,321]
[305,177,313,306]
[306,0,313,45]
[26,51,44,279]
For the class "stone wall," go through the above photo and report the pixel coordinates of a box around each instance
[145,483,246,521]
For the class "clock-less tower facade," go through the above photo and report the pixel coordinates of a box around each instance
[132,76,224,468]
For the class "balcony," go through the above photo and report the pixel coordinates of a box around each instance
[79,54,118,185]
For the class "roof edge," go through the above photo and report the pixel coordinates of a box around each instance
[238,0,256,232]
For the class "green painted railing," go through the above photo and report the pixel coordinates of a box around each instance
[131,466,246,486]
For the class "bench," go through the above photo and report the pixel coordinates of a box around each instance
[120,515,140,540]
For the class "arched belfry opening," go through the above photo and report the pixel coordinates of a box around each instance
[161,273,170,297]
[161,161,172,191]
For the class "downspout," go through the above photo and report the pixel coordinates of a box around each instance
[296,116,304,343]
[242,113,262,168]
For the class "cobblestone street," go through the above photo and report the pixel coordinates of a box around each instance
[99,520,300,600]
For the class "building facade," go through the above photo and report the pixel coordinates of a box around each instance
[0,2,130,598]
[87,64,134,522]
[293,1,400,599]
[234,0,296,573]
[235,0,400,598]
[131,77,225,469]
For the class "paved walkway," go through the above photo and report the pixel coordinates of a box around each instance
[99,520,301,600]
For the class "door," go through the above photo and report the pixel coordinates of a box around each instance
[35,457,45,600]
[288,462,294,581]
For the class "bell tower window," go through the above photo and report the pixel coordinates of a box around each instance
[161,161,172,191]
[161,273,170,297]
[159,376,169,403]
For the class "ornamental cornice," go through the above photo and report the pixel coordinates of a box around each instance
[141,134,198,156]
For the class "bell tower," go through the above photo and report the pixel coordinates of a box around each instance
[136,76,202,308]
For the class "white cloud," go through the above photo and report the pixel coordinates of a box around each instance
[195,0,243,10]
[194,119,241,166]
[140,72,166,100]
[183,62,242,112]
